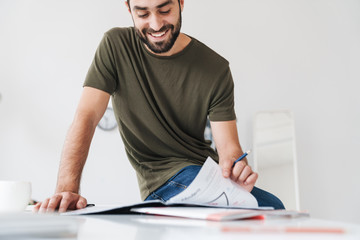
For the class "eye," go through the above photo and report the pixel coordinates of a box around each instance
[138,13,149,18]
[159,9,170,15]
[136,10,149,18]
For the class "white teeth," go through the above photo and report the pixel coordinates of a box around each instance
[150,31,166,37]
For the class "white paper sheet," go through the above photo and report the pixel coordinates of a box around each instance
[131,207,263,221]
[167,157,258,208]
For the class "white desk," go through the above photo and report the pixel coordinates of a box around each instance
[1,212,360,239]
[77,215,360,240]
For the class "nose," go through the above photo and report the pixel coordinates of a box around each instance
[149,14,163,32]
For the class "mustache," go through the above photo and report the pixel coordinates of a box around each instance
[142,24,174,35]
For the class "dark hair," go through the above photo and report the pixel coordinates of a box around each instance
[127,0,180,9]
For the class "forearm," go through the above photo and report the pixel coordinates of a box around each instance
[211,120,247,165]
[33,87,110,213]
[210,120,257,192]
[55,113,97,194]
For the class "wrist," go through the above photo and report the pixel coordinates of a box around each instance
[55,183,79,194]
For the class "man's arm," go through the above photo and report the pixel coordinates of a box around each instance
[34,87,110,213]
[210,120,258,192]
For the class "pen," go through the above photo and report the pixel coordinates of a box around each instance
[232,150,251,167]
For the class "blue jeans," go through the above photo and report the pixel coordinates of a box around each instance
[145,165,285,210]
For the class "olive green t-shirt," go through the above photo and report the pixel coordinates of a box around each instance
[84,27,236,200]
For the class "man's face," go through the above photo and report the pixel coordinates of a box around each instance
[127,0,183,54]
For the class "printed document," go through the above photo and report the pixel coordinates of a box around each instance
[167,157,258,208]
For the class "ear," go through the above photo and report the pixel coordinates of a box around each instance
[125,1,131,13]
[179,0,184,12]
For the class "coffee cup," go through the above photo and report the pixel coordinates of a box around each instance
[0,181,31,212]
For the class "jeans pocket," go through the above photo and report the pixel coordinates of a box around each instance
[168,180,187,190]
[145,165,202,202]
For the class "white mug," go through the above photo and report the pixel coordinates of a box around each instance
[0,181,31,212]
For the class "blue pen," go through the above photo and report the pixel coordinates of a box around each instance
[232,150,251,167]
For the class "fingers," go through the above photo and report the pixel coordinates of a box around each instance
[33,192,86,213]
[231,161,258,192]
[231,161,246,181]
[40,198,51,213]
[221,157,235,178]
[33,194,64,213]
[231,161,253,183]
[33,202,42,212]
[58,192,75,213]
[244,172,258,186]
[76,197,87,209]
[46,194,62,212]
[238,164,253,183]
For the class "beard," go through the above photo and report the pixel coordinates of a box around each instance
[135,14,182,54]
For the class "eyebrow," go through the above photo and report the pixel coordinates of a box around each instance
[133,0,173,11]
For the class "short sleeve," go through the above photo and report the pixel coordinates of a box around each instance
[83,33,118,94]
[208,67,236,121]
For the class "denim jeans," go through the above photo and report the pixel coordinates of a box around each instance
[145,165,285,210]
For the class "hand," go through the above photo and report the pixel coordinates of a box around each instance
[221,159,258,192]
[33,192,87,213]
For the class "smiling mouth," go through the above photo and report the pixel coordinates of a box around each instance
[148,29,169,39]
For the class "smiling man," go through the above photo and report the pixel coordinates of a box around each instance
[34,0,284,213]
[131,0,183,54]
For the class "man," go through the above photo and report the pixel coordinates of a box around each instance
[34,0,284,213]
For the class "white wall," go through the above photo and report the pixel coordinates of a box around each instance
[0,0,359,224]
